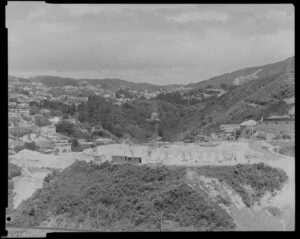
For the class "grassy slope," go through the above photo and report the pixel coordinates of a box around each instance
[8,162,287,231]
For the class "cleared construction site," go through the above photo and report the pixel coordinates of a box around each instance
[92,141,263,166]
[9,141,282,209]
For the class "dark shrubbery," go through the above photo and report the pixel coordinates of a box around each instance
[55,120,75,136]
[14,142,40,153]
[9,162,287,231]
[196,163,288,207]
[34,114,51,127]
[10,162,235,231]
[9,126,34,138]
[278,146,295,157]
[256,133,266,140]
[8,163,22,179]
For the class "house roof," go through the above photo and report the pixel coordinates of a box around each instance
[220,124,240,128]
[264,115,293,121]
[240,120,257,126]
[264,117,293,122]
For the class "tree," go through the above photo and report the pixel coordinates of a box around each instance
[221,83,228,90]
[23,142,39,151]
[35,114,50,127]
[55,121,75,136]
[9,116,21,126]
[30,105,40,115]
[71,139,79,151]
[158,127,163,137]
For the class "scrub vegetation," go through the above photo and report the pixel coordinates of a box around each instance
[8,161,287,231]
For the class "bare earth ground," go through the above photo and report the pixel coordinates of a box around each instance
[7,140,295,235]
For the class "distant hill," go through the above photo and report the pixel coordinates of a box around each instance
[29,76,184,92]
[27,56,294,93]
[188,56,294,89]
[29,76,79,87]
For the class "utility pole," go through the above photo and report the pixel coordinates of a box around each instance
[160,210,163,232]
[87,210,90,230]
[97,207,99,230]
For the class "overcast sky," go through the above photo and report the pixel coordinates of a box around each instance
[7,3,294,85]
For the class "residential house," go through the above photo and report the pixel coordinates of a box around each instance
[220,124,240,134]
[40,125,56,138]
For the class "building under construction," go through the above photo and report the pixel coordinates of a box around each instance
[111,155,142,164]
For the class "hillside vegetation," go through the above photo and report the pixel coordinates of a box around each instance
[8,161,287,231]
[26,56,294,142]
[77,96,196,142]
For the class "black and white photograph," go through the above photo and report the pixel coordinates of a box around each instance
[6,2,294,235]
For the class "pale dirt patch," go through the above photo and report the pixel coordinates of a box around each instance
[13,172,49,209]
[283,96,294,104]
[10,150,94,209]
[186,170,245,215]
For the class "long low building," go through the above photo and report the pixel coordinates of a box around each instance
[112,155,142,164]
[54,142,72,154]
[255,115,295,135]
[220,124,240,133]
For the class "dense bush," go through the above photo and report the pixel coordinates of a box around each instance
[10,161,288,231]
[14,142,40,152]
[55,120,75,136]
[196,163,288,207]
[10,162,236,231]
[9,126,34,138]
[34,114,51,127]
[278,146,295,157]
[9,116,21,126]
[256,133,266,140]
[71,139,79,150]
[282,135,292,140]
[8,163,22,179]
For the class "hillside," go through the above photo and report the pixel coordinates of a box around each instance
[7,161,287,231]
[188,56,294,89]
[175,57,295,139]
[22,56,294,142]
[76,96,197,142]
[177,71,294,139]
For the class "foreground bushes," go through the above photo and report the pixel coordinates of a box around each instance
[9,162,235,231]
[196,163,288,207]
[9,162,287,231]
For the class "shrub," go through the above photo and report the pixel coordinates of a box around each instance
[55,121,75,136]
[24,142,39,151]
[9,127,34,138]
[256,133,266,140]
[14,141,39,152]
[35,114,50,127]
[9,116,21,126]
[8,163,22,179]
[199,163,287,206]
[10,162,235,231]
[71,139,79,150]
[282,135,292,140]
